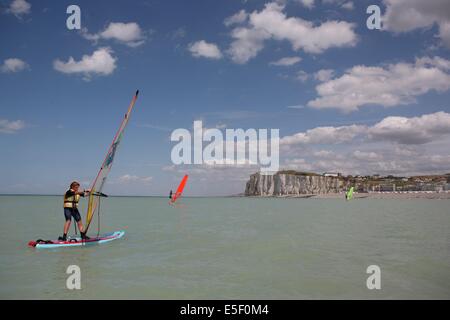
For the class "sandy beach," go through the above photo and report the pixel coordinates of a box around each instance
[277,192,450,200]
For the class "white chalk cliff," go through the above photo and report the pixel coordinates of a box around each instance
[245,172,343,196]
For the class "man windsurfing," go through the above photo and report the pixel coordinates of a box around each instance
[60,181,90,241]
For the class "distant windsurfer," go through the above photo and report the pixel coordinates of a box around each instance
[60,181,90,241]
[169,175,188,205]
[345,186,354,201]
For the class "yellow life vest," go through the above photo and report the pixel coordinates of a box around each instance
[64,190,81,208]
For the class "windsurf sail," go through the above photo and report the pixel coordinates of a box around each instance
[346,186,354,200]
[171,175,188,203]
[85,90,139,234]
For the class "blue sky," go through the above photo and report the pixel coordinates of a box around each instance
[1,0,450,196]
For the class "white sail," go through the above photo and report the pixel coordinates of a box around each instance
[85,90,139,233]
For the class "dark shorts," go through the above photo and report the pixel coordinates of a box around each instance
[64,208,81,222]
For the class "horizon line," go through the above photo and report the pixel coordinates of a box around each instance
[0,193,239,197]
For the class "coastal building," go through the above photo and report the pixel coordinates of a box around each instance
[323,172,341,177]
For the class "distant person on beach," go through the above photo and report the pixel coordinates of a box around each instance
[169,190,173,200]
[60,181,90,241]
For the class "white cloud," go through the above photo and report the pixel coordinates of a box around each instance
[322,0,354,9]
[314,69,334,81]
[281,111,450,147]
[227,26,269,64]
[296,0,315,9]
[172,27,187,39]
[118,174,152,184]
[269,56,302,66]
[313,150,339,159]
[280,136,450,175]
[226,2,357,64]
[280,124,366,145]
[188,40,223,59]
[7,0,31,17]
[352,150,382,161]
[283,144,450,176]
[82,22,146,47]
[308,56,450,112]
[53,47,117,80]
[137,123,172,132]
[162,163,256,184]
[416,56,450,71]
[162,165,176,172]
[286,105,305,109]
[151,111,450,182]
[382,0,450,49]
[215,123,227,129]
[0,58,28,73]
[439,21,450,48]
[224,9,248,26]
[341,2,354,10]
[296,70,309,82]
[0,119,25,134]
[368,111,450,145]
[283,158,314,172]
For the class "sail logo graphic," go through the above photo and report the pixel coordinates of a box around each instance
[170,121,279,174]
[105,141,119,168]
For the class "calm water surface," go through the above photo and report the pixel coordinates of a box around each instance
[0,195,449,299]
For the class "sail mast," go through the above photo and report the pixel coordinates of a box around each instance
[85,90,139,234]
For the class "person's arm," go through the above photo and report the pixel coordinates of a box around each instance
[77,189,91,197]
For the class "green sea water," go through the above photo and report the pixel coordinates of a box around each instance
[0,195,449,299]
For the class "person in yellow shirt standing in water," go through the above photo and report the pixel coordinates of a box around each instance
[60,181,90,241]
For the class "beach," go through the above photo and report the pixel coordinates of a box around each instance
[311,192,450,200]
[269,192,450,200]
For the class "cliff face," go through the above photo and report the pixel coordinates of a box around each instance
[245,172,343,196]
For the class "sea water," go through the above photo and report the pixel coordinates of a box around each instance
[0,195,449,299]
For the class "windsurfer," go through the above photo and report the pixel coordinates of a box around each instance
[60,181,90,241]
[169,175,188,204]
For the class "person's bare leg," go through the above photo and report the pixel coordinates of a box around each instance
[77,221,84,233]
[63,220,71,235]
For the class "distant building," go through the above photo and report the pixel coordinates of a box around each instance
[379,184,394,192]
[323,172,341,177]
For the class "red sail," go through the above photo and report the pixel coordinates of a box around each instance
[171,175,188,203]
